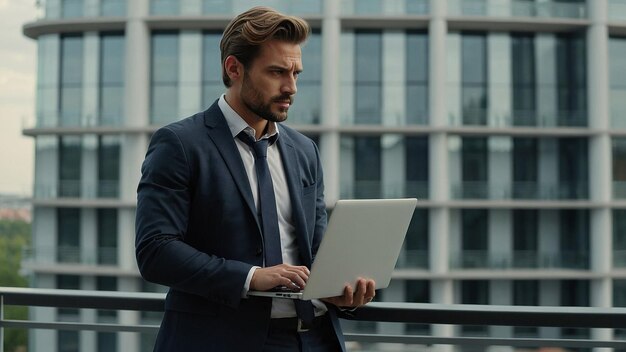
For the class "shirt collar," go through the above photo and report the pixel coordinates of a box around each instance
[218,94,279,142]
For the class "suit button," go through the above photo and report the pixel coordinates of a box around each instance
[256,247,263,256]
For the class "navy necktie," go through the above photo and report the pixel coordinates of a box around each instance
[237,131,282,266]
[237,131,315,324]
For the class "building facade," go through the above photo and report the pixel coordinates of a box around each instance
[21,0,626,351]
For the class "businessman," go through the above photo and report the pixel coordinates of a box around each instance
[135,6,375,352]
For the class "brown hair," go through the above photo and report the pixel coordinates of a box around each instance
[220,6,310,87]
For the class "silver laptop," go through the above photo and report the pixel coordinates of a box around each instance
[248,198,418,301]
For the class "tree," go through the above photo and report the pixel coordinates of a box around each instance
[0,219,31,352]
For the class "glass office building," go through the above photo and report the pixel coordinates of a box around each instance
[21,0,626,350]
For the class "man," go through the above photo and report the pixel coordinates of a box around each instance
[135,6,375,352]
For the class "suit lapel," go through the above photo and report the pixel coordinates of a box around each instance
[203,103,259,230]
[276,127,313,266]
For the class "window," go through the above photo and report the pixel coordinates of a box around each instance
[405,280,430,334]
[354,30,382,124]
[610,37,626,128]
[461,280,489,335]
[405,137,428,198]
[201,31,224,108]
[354,137,381,198]
[461,33,488,125]
[98,136,120,198]
[406,31,429,124]
[151,32,179,124]
[100,33,125,125]
[97,209,118,265]
[461,137,488,198]
[461,209,488,268]
[513,280,539,336]
[512,138,538,198]
[560,210,589,269]
[512,210,538,268]
[57,208,80,263]
[401,210,428,268]
[614,210,626,267]
[288,30,322,124]
[556,33,587,126]
[61,0,83,18]
[60,35,84,126]
[59,136,82,197]
[558,138,588,199]
[511,33,536,126]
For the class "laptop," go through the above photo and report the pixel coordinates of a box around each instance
[248,198,418,301]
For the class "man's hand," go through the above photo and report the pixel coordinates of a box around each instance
[250,264,310,292]
[321,278,376,308]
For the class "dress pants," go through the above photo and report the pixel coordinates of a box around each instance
[263,314,341,352]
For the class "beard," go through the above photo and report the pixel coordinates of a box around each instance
[240,72,293,123]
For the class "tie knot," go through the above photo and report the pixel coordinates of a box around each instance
[237,131,277,159]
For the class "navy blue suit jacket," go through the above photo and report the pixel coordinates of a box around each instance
[135,101,345,351]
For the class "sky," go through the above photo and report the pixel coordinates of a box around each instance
[0,0,36,196]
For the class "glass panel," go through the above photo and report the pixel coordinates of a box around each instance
[512,138,538,198]
[513,210,538,268]
[100,0,126,16]
[406,31,428,125]
[98,136,120,197]
[460,280,489,335]
[556,33,587,127]
[57,209,81,263]
[609,0,626,20]
[202,31,223,108]
[100,33,125,125]
[151,32,179,124]
[613,138,626,198]
[405,280,430,334]
[355,31,382,124]
[60,35,84,127]
[354,136,381,198]
[289,30,322,124]
[559,210,589,269]
[610,37,626,128]
[398,210,429,268]
[405,137,428,198]
[58,331,79,352]
[61,0,83,18]
[97,209,118,265]
[513,280,539,337]
[150,0,179,15]
[461,33,487,125]
[613,210,626,267]
[512,33,536,126]
[59,136,82,197]
[558,138,588,199]
[461,137,488,198]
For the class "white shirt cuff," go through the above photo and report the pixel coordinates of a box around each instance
[242,266,260,298]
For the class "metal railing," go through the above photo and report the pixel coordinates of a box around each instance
[4,286,626,351]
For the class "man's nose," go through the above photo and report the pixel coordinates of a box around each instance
[281,76,297,95]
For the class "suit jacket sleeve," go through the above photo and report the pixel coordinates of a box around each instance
[135,127,251,308]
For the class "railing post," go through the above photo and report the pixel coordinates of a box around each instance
[1,293,4,352]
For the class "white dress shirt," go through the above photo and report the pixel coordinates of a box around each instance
[218,95,326,318]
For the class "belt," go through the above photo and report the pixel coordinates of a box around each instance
[269,315,327,333]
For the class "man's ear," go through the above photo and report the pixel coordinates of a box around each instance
[224,55,243,83]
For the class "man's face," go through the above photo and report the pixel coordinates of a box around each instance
[239,40,303,123]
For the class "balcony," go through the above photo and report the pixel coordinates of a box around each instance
[452,181,589,200]
[35,0,127,19]
[451,250,589,270]
[447,0,587,19]
[22,246,118,267]
[341,181,429,200]
[34,181,120,199]
[2,287,626,351]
